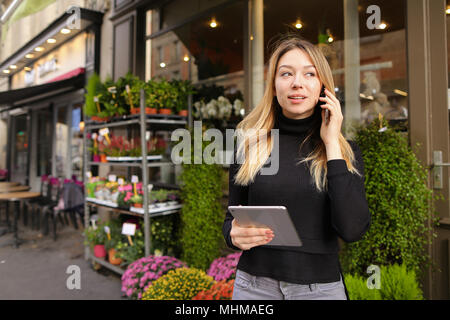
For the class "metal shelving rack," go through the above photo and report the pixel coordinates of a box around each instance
[82,89,189,274]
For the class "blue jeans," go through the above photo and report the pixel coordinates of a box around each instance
[232,269,347,300]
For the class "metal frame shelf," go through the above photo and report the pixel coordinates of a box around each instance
[83,89,189,275]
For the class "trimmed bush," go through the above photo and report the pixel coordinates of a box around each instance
[344,264,423,300]
[340,118,440,279]
[142,267,215,300]
[179,129,225,270]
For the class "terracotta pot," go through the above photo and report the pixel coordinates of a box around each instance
[130,107,140,115]
[91,116,109,122]
[159,108,172,115]
[93,155,101,162]
[178,110,188,117]
[133,203,143,208]
[100,154,107,163]
[108,248,123,265]
[93,244,107,258]
[145,107,157,114]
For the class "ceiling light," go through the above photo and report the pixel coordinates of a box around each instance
[160,62,166,68]
[183,55,190,62]
[61,28,71,34]
[209,18,217,28]
[10,65,17,69]
[377,22,387,30]
[328,36,334,43]
[47,38,56,44]
[446,7,450,14]
[25,53,34,59]
[34,47,44,52]
[24,67,32,71]
[394,89,408,97]
[295,19,302,29]
[3,70,10,74]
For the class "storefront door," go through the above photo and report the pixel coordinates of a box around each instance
[9,114,29,185]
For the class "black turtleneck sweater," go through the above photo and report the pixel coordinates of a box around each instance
[222,105,371,285]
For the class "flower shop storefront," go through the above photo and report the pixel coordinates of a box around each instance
[0,8,103,190]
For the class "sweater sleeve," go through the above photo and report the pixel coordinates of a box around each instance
[326,140,371,243]
[222,155,248,251]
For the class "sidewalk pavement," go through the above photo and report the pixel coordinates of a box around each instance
[0,221,123,300]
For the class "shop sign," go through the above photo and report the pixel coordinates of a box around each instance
[24,69,35,86]
[38,58,57,78]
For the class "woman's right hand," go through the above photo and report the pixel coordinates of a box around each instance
[230,219,274,250]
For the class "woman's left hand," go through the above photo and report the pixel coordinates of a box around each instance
[319,88,343,145]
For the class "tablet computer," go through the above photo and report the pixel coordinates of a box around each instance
[228,205,302,247]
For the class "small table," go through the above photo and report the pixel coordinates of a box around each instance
[0,186,30,193]
[0,192,40,248]
[0,182,19,187]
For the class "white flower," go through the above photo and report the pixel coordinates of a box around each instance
[233,99,243,116]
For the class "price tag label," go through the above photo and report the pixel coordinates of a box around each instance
[146,131,151,141]
[91,133,97,140]
[125,84,131,93]
[118,178,124,185]
[131,175,139,183]
[99,128,110,136]
[121,223,136,236]
[93,96,99,102]
[108,86,117,94]
[97,135,104,142]
[86,171,92,178]
[104,226,110,234]
[108,175,117,182]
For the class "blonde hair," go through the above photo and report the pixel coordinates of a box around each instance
[234,36,360,191]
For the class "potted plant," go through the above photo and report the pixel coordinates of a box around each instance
[154,189,169,207]
[84,225,107,259]
[154,79,172,115]
[122,75,156,115]
[172,79,196,116]
[98,138,108,163]
[105,220,123,265]
[131,194,143,208]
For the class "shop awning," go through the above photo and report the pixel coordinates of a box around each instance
[0,71,85,111]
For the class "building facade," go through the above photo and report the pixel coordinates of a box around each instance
[0,0,449,299]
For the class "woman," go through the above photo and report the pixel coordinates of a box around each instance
[222,37,371,300]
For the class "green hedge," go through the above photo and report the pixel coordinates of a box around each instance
[179,130,224,270]
[345,264,423,300]
[340,119,441,279]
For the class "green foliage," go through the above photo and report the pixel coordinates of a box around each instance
[179,130,225,270]
[142,267,215,300]
[120,73,144,109]
[170,79,196,113]
[115,229,145,267]
[84,73,102,117]
[344,274,382,300]
[150,214,181,257]
[104,219,124,251]
[83,224,106,247]
[344,264,423,300]
[340,118,441,279]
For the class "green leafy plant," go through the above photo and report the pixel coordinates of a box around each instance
[344,264,423,300]
[150,214,181,256]
[141,267,215,300]
[104,219,124,251]
[83,224,106,247]
[179,129,224,270]
[171,79,196,113]
[130,194,143,205]
[84,72,103,117]
[340,118,441,280]
[115,229,145,267]
[120,74,145,110]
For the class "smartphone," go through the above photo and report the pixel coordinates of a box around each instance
[318,85,329,122]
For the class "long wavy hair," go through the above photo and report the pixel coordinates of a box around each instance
[234,36,360,191]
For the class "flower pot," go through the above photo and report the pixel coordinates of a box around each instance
[133,203,143,208]
[159,108,172,115]
[146,107,157,114]
[130,107,140,115]
[91,116,109,122]
[100,154,107,163]
[93,244,107,258]
[108,248,122,265]
[178,110,188,117]
[93,155,101,162]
